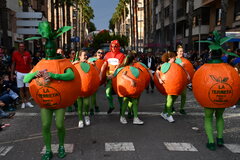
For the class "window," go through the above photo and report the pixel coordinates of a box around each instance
[165,6,169,18]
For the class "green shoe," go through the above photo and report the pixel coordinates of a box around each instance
[179,109,186,115]
[206,143,216,151]
[95,106,100,112]
[90,108,94,116]
[41,151,53,160]
[216,138,224,147]
[58,146,66,158]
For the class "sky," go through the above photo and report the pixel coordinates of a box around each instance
[90,0,119,31]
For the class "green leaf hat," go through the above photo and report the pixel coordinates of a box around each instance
[25,21,72,41]
[198,30,239,57]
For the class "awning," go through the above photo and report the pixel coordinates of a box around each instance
[228,38,240,42]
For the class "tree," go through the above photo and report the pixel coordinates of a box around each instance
[169,0,174,51]
[88,21,96,32]
[51,0,55,29]
[160,0,165,51]
[220,0,228,37]
[187,0,194,51]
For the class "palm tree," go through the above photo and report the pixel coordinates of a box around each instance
[0,0,9,49]
[160,0,165,51]
[77,0,94,48]
[220,0,228,37]
[187,0,194,51]
[51,0,55,29]
[169,0,174,51]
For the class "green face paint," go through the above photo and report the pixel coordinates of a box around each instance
[45,40,57,58]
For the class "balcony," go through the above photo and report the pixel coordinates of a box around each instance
[185,25,210,37]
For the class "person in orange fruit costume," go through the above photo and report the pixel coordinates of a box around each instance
[100,40,125,114]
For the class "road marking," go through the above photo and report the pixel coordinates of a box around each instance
[164,142,198,152]
[41,144,74,154]
[105,142,135,151]
[0,146,13,156]
[15,112,240,118]
[224,144,240,153]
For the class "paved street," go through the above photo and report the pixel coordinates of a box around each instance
[0,86,240,160]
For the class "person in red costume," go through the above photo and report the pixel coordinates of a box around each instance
[11,43,34,109]
[100,40,125,114]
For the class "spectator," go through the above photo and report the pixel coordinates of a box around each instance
[231,49,240,66]
[143,49,156,93]
[32,51,42,66]
[56,48,65,57]
[0,99,15,118]
[10,42,34,109]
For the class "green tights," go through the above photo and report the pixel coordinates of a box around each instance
[41,108,66,152]
[164,95,178,116]
[204,108,225,143]
[121,97,139,118]
[77,97,90,120]
[106,80,123,109]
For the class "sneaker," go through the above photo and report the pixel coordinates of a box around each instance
[84,116,90,126]
[166,115,175,123]
[230,105,236,109]
[206,142,216,151]
[58,145,66,158]
[21,103,26,109]
[216,138,224,147]
[133,117,144,125]
[160,112,167,120]
[41,150,53,160]
[78,120,84,128]
[120,116,127,124]
[26,102,34,108]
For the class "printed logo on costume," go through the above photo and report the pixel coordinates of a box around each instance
[107,58,119,65]
[36,86,61,108]
[208,75,233,105]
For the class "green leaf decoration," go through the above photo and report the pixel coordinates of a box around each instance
[88,57,98,62]
[209,44,221,50]
[130,66,139,78]
[213,30,221,43]
[113,67,124,77]
[38,21,52,39]
[175,58,182,65]
[80,62,90,73]
[222,49,239,57]
[53,26,73,39]
[25,37,42,41]
[220,37,233,45]
[139,62,148,70]
[161,63,171,74]
[196,40,214,44]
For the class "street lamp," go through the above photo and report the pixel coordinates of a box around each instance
[198,17,201,58]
